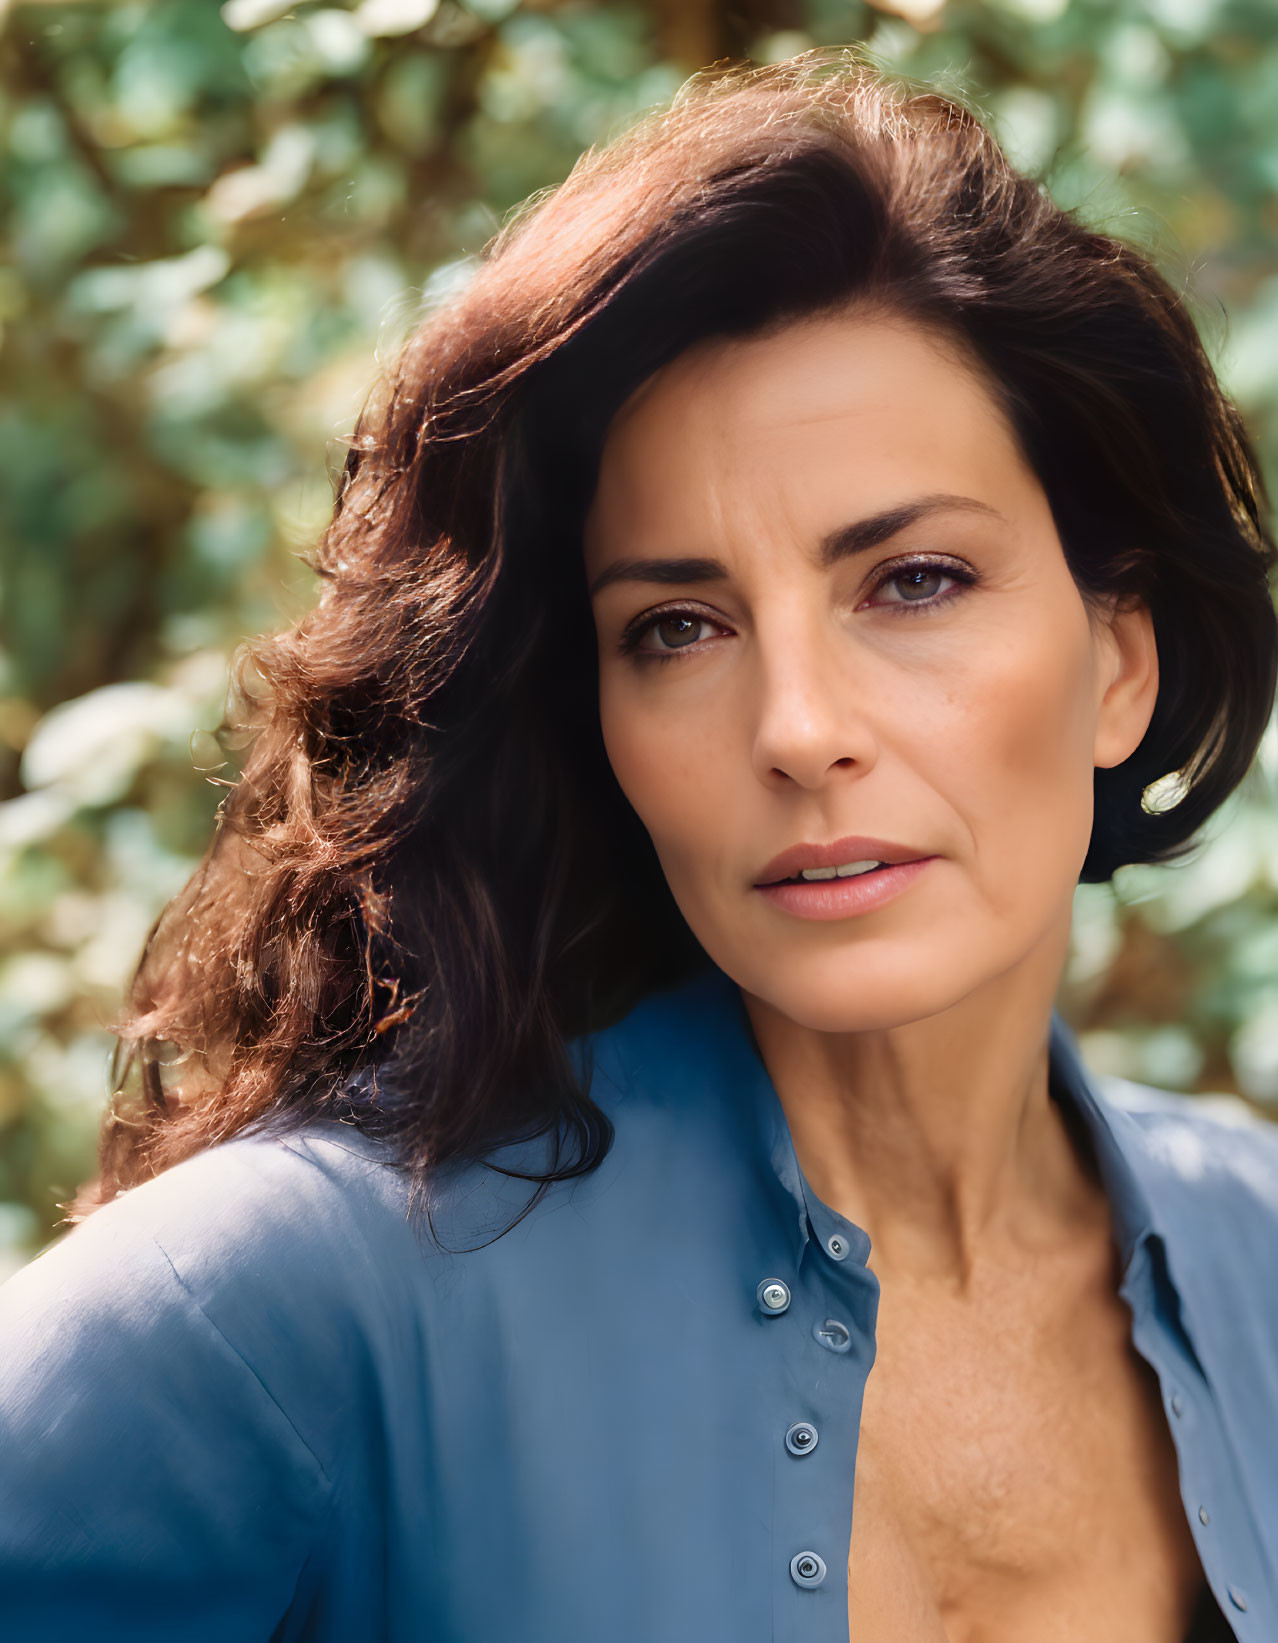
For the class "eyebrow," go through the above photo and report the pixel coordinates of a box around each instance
[587,493,1006,597]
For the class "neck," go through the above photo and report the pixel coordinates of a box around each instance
[742,913,1104,1289]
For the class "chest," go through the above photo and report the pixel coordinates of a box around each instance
[845,1254,1207,1642]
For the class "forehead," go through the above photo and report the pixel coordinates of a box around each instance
[584,308,1032,552]
[626,307,990,419]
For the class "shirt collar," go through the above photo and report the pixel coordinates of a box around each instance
[1046,1009,1160,1271]
[697,965,1159,1276]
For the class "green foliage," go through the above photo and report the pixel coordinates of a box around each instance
[2,0,1277,1274]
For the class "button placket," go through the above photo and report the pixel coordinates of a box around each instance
[1159,1387,1256,1632]
[1157,1381,1234,1613]
[1129,1280,1264,1642]
[757,1225,877,1627]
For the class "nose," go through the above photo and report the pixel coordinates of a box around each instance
[748,617,879,791]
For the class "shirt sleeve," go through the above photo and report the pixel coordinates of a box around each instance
[0,1204,334,1642]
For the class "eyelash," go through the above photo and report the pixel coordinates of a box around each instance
[617,554,980,663]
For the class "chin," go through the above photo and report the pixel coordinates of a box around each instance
[712,937,995,1037]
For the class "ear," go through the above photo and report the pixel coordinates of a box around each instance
[1092,596,1159,770]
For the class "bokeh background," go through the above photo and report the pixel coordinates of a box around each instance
[3,0,1277,1276]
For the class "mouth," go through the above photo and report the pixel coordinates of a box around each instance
[751,835,935,923]
[752,835,929,888]
[753,856,934,922]
[762,858,891,887]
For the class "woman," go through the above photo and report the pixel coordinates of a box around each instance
[1,52,1275,1643]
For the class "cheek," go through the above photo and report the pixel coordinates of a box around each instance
[940,611,1099,896]
[598,678,723,864]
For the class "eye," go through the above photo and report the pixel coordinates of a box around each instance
[884,566,950,602]
[620,606,728,659]
[861,556,976,611]
[649,613,709,650]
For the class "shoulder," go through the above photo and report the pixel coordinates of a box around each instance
[11,1118,413,1311]
[0,1121,416,1472]
[0,1130,377,1600]
[1092,1076,1278,1432]
[1096,1072,1278,1230]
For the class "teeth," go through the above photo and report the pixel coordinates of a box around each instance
[799,860,883,881]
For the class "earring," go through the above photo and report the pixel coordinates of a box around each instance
[1140,769,1189,816]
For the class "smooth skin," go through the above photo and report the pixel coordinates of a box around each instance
[583,307,1201,1642]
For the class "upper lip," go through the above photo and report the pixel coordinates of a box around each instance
[753,835,932,887]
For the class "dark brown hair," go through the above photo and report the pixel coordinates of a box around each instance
[68,51,1277,1230]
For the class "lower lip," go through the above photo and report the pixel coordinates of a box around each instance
[754,858,934,921]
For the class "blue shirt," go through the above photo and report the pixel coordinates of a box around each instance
[2,965,1276,1641]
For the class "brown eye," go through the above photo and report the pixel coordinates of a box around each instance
[652,615,704,649]
[619,606,727,660]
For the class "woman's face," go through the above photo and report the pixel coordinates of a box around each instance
[583,308,1157,1033]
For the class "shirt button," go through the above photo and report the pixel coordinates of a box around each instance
[826,1233,849,1260]
[785,1421,819,1456]
[813,1317,852,1353]
[1228,1587,1248,1613]
[1170,1392,1185,1417]
[790,1550,827,1588]
[1198,1506,1210,1526]
[757,1279,791,1314]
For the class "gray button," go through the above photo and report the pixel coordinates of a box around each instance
[826,1233,849,1260]
[757,1279,791,1314]
[790,1550,827,1587]
[785,1421,819,1456]
[813,1317,851,1353]
[1228,1587,1248,1612]
[1199,1506,1210,1526]
[1171,1392,1185,1417]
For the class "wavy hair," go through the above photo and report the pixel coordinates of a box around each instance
[67,52,1277,1233]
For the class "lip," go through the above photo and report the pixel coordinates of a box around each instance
[753,834,931,888]
[754,857,933,921]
